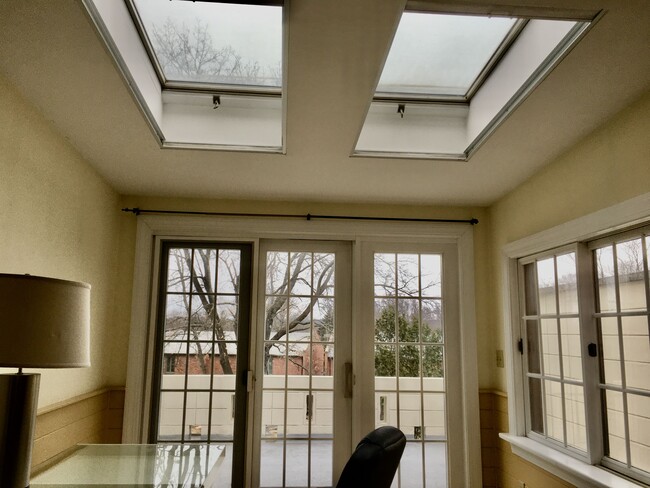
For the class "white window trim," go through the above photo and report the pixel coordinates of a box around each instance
[500,191,650,487]
[122,214,481,487]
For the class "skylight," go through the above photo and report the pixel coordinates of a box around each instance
[356,11,593,159]
[130,0,283,91]
[376,13,520,100]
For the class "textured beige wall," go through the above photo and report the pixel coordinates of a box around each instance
[488,89,650,391]
[0,74,123,407]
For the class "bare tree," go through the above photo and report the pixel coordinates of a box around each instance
[165,248,238,374]
[150,18,280,86]
[262,252,334,374]
[165,248,335,376]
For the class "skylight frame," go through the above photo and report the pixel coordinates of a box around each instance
[373,12,528,104]
[124,0,284,97]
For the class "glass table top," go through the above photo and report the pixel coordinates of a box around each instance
[31,443,225,487]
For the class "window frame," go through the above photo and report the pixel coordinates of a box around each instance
[373,11,527,104]
[124,0,284,97]
[517,245,592,459]
[501,191,650,488]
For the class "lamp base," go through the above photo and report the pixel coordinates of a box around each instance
[0,373,40,488]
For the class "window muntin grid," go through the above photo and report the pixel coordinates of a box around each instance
[593,233,650,478]
[130,0,282,90]
[520,251,587,453]
[517,227,650,485]
[260,251,336,488]
[373,252,446,487]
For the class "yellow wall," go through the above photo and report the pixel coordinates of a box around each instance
[0,74,123,407]
[488,89,650,391]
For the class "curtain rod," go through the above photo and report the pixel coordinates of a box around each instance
[121,207,478,225]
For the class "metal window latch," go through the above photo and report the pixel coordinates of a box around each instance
[587,343,598,357]
[517,338,524,355]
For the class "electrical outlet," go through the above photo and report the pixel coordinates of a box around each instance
[496,349,504,368]
[518,481,526,488]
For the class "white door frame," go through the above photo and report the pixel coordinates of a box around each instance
[123,214,481,487]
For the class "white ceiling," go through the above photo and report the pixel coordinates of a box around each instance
[1,0,649,206]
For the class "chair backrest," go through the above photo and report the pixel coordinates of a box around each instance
[336,426,406,488]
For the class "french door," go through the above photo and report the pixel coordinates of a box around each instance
[151,242,252,487]
[254,240,352,488]
[147,235,466,487]
[358,242,461,488]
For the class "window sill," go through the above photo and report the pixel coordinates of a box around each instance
[499,434,645,488]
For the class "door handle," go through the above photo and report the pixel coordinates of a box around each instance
[344,362,353,398]
[306,394,314,421]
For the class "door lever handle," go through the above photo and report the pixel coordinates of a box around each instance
[344,362,353,398]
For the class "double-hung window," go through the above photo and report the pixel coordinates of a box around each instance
[512,225,650,486]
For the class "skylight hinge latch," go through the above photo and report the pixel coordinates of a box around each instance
[213,95,221,109]
[397,103,405,118]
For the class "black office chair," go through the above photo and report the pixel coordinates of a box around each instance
[336,426,406,488]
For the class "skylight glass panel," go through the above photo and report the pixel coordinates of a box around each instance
[377,13,517,97]
[132,0,282,88]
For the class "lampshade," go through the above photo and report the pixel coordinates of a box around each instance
[0,274,90,368]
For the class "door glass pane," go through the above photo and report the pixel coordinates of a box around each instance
[421,254,442,298]
[158,392,184,439]
[311,440,333,486]
[314,253,335,297]
[423,393,446,439]
[398,299,420,342]
[217,249,241,294]
[424,442,448,488]
[375,253,396,296]
[397,254,420,297]
[398,441,423,486]
[373,252,446,487]
[167,249,191,292]
[165,294,189,335]
[524,263,538,316]
[260,250,336,487]
[313,298,334,342]
[556,253,578,314]
[537,258,557,315]
[155,244,249,488]
[421,299,443,340]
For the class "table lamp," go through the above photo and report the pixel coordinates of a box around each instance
[0,274,90,488]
